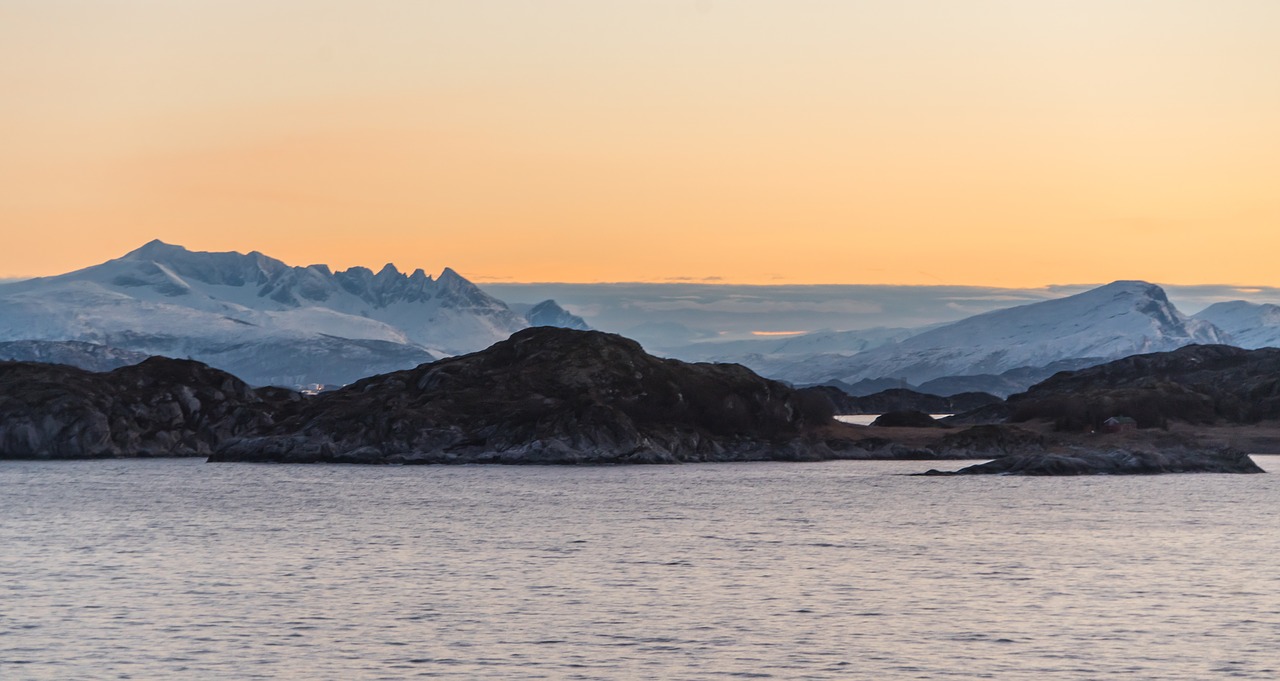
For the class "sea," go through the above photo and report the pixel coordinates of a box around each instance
[4,457,1280,680]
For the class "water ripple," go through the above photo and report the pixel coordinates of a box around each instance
[4,457,1280,679]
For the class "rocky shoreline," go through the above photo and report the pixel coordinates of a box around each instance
[1,329,1274,474]
[920,443,1264,476]
[0,357,297,459]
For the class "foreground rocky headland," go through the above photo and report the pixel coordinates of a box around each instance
[920,438,1264,476]
[204,333,1274,471]
[920,343,1280,475]
[213,327,879,464]
[0,331,1271,473]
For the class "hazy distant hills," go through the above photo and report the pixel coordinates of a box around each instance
[509,300,591,330]
[1194,300,1280,349]
[719,281,1231,396]
[0,241,583,386]
[0,340,151,373]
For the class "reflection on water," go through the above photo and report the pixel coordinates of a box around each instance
[3,457,1280,679]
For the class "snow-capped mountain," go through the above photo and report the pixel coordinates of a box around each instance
[0,241,531,385]
[514,300,591,330]
[1193,301,1280,348]
[770,281,1228,388]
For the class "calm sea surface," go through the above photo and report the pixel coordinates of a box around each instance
[4,457,1280,680]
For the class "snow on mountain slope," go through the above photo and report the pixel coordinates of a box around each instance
[0,241,530,385]
[1194,300,1280,348]
[0,340,151,372]
[7,240,525,353]
[771,281,1228,386]
[516,300,591,330]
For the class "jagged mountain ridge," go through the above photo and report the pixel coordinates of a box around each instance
[765,281,1229,390]
[0,241,543,385]
[18,239,528,353]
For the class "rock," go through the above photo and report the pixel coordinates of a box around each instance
[870,411,949,428]
[1007,345,1280,430]
[925,444,1263,476]
[799,386,1001,415]
[0,357,296,459]
[932,424,1044,458]
[212,327,875,464]
[942,402,1013,425]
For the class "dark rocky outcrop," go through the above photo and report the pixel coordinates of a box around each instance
[933,424,1044,458]
[815,377,913,397]
[915,358,1106,398]
[922,442,1263,476]
[0,357,298,459]
[803,386,1001,415]
[942,402,1013,425]
[9,330,1271,473]
[213,328,863,464]
[1006,345,1280,430]
[870,410,949,428]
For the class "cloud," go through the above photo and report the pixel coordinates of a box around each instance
[629,300,884,314]
[940,294,1051,303]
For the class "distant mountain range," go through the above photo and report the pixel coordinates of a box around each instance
[4,242,1280,396]
[677,281,1237,396]
[0,241,586,386]
[1193,301,1280,349]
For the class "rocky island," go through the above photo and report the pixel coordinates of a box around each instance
[212,327,870,464]
[920,438,1263,476]
[920,344,1280,475]
[0,330,1271,473]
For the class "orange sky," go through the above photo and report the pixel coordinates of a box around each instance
[2,1,1278,285]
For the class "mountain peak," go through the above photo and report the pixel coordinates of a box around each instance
[122,239,186,260]
[1089,280,1165,298]
[1194,299,1280,349]
[794,279,1228,389]
[524,299,591,330]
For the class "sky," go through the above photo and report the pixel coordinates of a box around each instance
[3,1,1278,285]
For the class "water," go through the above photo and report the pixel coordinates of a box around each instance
[4,458,1280,680]
[835,414,952,426]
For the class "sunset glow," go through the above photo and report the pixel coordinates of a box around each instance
[3,1,1278,285]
